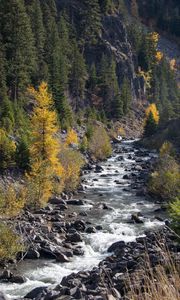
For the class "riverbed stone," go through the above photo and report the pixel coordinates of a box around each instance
[9,275,27,284]
[86,226,96,233]
[56,252,70,263]
[66,232,83,243]
[25,286,48,299]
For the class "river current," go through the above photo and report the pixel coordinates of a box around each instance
[0,140,164,298]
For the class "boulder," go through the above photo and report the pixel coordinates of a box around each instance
[67,199,84,206]
[107,241,125,253]
[49,197,66,205]
[66,232,83,243]
[56,252,70,263]
[25,286,48,299]
[25,249,40,259]
[9,275,27,284]
[86,227,96,233]
[73,220,86,231]
[131,214,144,224]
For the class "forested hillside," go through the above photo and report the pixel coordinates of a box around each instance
[0,0,179,131]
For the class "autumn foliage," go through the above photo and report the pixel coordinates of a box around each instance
[27,82,63,207]
[65,128,79,146]
[145,103,159,124]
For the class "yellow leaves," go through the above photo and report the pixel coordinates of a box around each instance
[0,183,25,217]
[27,82,63,207]
[145,103,159,124]
[26,160,53,208]
[148,32,159,46]
[28,81,53,109]
[138,68,152,89]
[155,51,163,63]
[65,129,79,146]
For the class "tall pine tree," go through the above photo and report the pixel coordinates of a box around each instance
[0,0,35,101]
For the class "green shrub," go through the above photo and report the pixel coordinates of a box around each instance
[170,197,180,233]
[89,126,112,160]
[59,147,84,192]
[0,224,24,261]
[0,128,16,170]
[148,142,180,201]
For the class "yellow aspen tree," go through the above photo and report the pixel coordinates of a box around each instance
[155,51,163,63]
[27,82,64,207]
[145,103,159,124]
[65,128,79,146]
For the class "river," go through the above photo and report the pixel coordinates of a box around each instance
[0,140,164,298]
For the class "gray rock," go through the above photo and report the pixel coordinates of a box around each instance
[25,286,48,299]
[56,252,70,263]
[9,275,27,284]
[86,226,96,233]
[67,199,84,206]
[66,232,83,243]
[107,241,125,253]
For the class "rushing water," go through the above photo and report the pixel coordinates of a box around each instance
[0,141,164,298]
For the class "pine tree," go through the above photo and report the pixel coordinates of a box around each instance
[15,135,30,171]
[99,55,119,116]
[113,94,123,119]
[99,0,112,14]
[82,0,101,44]
[0,37,7,102]
[88,63,98,91]
[144,111,158,137]
[0,0,35,101]
[28,0,48,83]
[0,99,15,133]
[121,78,132,115]
[70,41,87,109]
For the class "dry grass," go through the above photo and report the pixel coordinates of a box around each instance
[126,241,180,300]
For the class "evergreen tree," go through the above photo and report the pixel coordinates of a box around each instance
[121,78,132,114]
[99,55,119,116]
[0,99,15,133]
[28,0,48,83]
[70,41,87,109]
[99,0,112,14]
[88,63,98,91]
[0,0,35,101]
[113,94,123,119]
[82,0,101,44]
[0,37,7,102]
[15,135,30,171]
[144,111,158,137]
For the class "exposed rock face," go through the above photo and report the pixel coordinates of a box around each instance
[57,0,145,108]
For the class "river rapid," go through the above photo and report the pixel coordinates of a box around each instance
[0,140,165,298]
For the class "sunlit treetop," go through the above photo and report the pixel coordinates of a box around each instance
[145,103,160,124]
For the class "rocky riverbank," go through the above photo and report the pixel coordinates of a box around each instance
[22,227,180,300]
[0,140,175,299]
